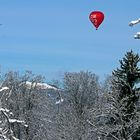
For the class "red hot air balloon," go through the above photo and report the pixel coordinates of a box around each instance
[89,11,104,30]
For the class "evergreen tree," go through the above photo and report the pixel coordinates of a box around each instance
[111,50,140,139]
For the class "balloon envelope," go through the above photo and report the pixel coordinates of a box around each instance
[89,11,104,30]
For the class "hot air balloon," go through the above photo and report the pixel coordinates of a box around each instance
[89,11,104,30]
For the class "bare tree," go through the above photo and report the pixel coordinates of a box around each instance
[0,71,60,140]
[54,71,100,140]
[0,77,27,140]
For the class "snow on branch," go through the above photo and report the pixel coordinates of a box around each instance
[0,106,28,140]
[0,108,27,127]
[129,18,140,26]
[134,32,140,39]
[55,98,64,105]
[0,87,9,92]
[129,18,140,39]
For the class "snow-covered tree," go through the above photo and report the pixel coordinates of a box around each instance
[110,50,140,139]
[88,51,140,140]
[0,82,27,140]
[56,71,100,140]
[0,71,60,140]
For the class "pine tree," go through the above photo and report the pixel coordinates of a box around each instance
[111,50,140,139]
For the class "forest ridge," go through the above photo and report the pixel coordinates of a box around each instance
[0,50,140,140]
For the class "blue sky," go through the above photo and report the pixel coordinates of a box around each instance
[0,0,140,81]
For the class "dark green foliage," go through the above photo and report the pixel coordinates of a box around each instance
[113,51,140,120]
[112,50,140,139]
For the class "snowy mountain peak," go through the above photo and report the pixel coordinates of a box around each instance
[25,81,58,90]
